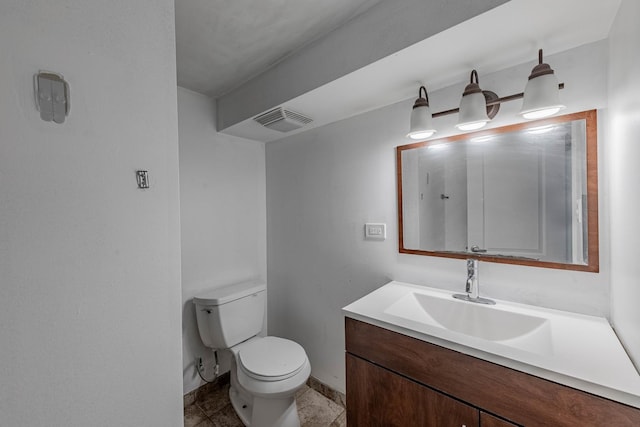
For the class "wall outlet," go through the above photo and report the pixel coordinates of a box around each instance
[365,223,386,240]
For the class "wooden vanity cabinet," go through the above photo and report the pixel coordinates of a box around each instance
[345,317,640,427]
[347,353,480,426]
[480,412,519,427]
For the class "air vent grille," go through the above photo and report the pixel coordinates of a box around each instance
[253,107,313,132]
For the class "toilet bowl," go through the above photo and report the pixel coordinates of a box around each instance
[229,336,311,426]
[193,281,310,427]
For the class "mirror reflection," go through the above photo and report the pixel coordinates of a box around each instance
[397,110,598,272]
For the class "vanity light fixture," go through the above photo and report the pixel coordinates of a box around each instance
[519,49,566,119]
[456,70,497,131]
[527,124,555,134]
[470,135,494,143]
[427,143,448,150]
[407,49,564,139]
[407,86,436,140]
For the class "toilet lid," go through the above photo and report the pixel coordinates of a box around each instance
[238,337,307,381]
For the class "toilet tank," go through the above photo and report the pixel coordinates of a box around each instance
[193,281,266,349]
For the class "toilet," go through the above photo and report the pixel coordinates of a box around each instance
[193,281,310,427]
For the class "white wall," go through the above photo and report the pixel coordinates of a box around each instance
[608,0,640,369]
[0,2,182,426]
[178,88,266,394]
[266,41,611,393]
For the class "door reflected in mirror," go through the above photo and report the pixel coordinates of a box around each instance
[397,110,598,272]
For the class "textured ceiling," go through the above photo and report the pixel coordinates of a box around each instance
[215,0,620,142]
[175,0,383,97]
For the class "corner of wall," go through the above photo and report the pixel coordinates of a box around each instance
[607,0,640,369]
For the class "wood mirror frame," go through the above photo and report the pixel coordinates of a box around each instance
[396,110,599,272]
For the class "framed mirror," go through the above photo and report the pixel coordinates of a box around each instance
[396,110,598,272]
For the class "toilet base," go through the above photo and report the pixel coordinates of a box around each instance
[229,385,301,427]
[229,386,252,426]
[226,337,309,427]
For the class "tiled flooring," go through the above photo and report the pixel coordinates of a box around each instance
[184,383,346,427]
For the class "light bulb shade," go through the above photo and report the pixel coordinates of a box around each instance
[456,70,490,131]
[408,105,436,139]
[408,87,436,139]
[520,50,565,119]
[520,72,565,119]
[456,90,490,131]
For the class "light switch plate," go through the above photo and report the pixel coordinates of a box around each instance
[136,170,149,189]
[365,223,386,241]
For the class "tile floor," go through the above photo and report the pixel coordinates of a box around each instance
[184,383,346,427]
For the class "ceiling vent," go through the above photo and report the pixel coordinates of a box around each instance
[253,107,313,132]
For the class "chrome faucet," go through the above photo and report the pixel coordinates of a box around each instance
[466,259,480,299]
[453,259,495,305]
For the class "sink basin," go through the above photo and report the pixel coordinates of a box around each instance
[384,291,552,355]
[343,280,640,409]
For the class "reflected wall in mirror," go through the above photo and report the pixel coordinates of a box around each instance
[397,110,598,272]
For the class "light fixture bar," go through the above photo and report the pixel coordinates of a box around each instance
[432,83,564,118]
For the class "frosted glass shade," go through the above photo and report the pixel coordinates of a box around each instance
[520,73,565,119]
[407,105,436,139]
[456,91,490,131]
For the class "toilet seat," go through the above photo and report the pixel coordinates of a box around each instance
[238,336,307,382]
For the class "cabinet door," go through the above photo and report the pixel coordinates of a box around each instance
[347,353,478,427]
[480,412,519,427]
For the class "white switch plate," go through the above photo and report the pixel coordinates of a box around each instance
[365,223,386,240]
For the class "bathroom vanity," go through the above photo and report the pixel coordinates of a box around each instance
[343,281,640,426]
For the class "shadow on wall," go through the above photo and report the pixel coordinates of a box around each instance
[183,297,234,394]
[183,300,204,387]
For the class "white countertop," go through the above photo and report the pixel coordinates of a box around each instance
[343,281,640,408]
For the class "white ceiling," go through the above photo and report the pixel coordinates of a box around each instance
[219,0,621,142]
[174,0,622,143]
[175,0,383,97]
